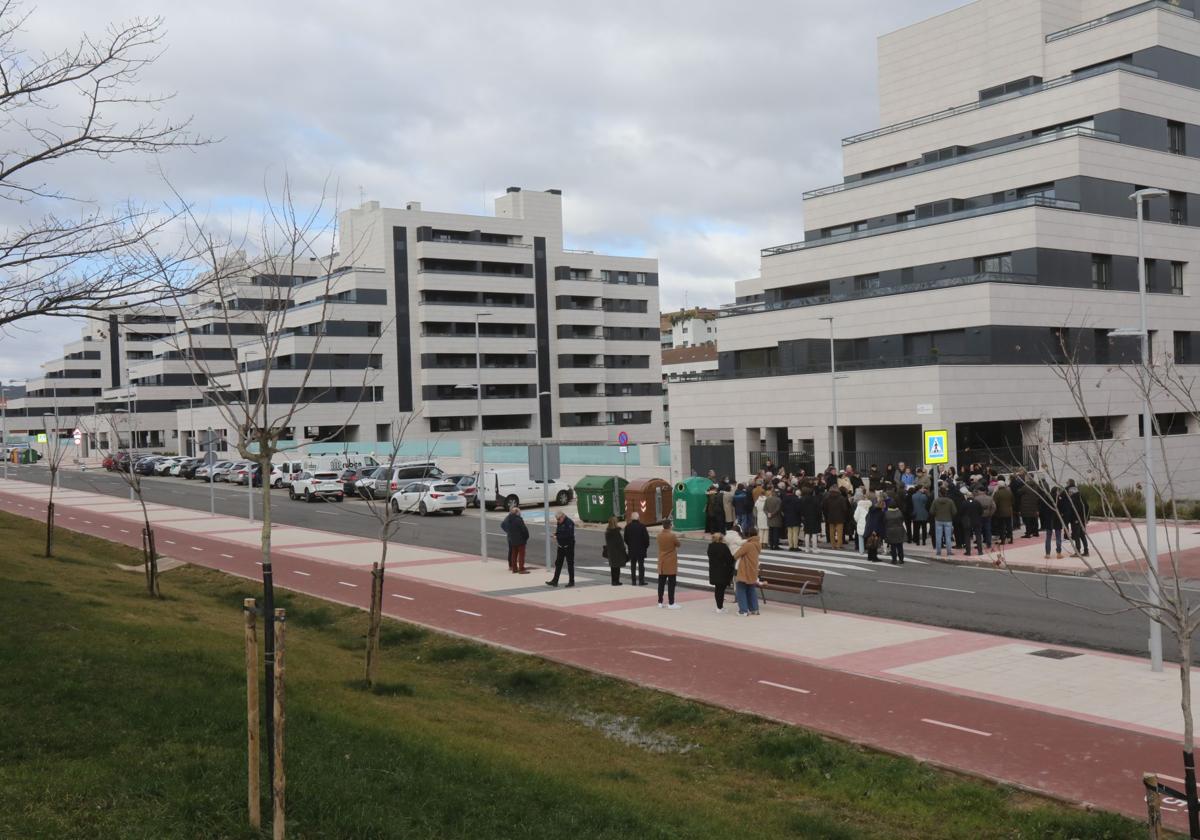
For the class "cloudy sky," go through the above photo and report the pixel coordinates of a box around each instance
[0,0,965,380]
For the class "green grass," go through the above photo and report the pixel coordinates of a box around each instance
[0,510,1144,839]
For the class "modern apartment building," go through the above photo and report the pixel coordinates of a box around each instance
[659,308,719,441]
[669,0,1200,492]
[5,188,665,460]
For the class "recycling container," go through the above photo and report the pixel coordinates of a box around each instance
[671,476,714,531]
[624,478,673,526]
[574,475,628,523]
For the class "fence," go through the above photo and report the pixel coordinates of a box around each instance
[749,450,817,476]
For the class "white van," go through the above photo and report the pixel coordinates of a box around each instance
[301,453,382,474]
[481,468,574,510]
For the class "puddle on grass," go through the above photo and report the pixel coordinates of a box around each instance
[566,708,699,755]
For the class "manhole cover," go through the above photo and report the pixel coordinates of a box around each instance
[1029,648,1082,660]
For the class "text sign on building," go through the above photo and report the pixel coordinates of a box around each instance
[923,429,949,465]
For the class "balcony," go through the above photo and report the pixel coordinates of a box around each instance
[721,272,1037,317]
[803,127,1117,199]
[1045,0,1194,43]
[841,61,1156,146]
[667,353,991,384]
[762,196,1080,257]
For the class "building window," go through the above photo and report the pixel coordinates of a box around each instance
[896,210,915,224]
[975,253,1013,274]
[1139,413,1190,436]
[1052,416,1114,443]
[1017,183,1055,200]
[1175,331,1193,364]
[1091,255,1112,290]
[430,416,473,432]
[1171,262,1185,295]
[1170,191,1188,225]
[853,273,881,291]
[1169,120,1186,156]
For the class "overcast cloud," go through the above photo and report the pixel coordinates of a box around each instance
[0,0,965,380]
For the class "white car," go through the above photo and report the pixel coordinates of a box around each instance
[208,460,235,482]
[289,470,344,503]
[154,456,186,476]
[389,479,466,516]
[270,460,305,488]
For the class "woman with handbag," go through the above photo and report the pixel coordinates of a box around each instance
[863,497,886,562]
[604,516,627,586]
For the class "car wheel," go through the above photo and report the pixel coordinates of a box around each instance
[390,499,400,514]
[418,502,428,516]
[505,494,519,509]
[555,491,570,505]
[452,509,463,516]
[335,495,344,503]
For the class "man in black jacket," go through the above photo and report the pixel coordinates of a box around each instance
[546,511,576,587]
[500,505,530,574]
[623,512,650,585]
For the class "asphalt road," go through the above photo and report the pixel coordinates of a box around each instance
[5,463,1189,661]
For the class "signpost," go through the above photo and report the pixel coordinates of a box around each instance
[200,428,218,515]
[924,428,949,504]
[617,431,630,480]
[529,443,561,571]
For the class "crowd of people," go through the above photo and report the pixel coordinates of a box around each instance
[498,460,1092,620]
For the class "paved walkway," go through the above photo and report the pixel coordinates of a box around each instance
[1,478,1193,828]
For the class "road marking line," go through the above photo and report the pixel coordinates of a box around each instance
[535,627,567,637]
[390,594,415,601]
[120,529,130,533]
[164,540,176,545]
[83,520,92,524]
[630,650,671,662]
[68,516,76,520]
[220,554,234,559]
[1159,773,1187,785]
[337,581,357,588]
[190,546,203,552]
[758,679,811,695]
[455,608,482,617]
[293,570,310,576]
[255,561,263,566]
[921,718,991,737]
[876,580,975,594]
[101,525,110,529]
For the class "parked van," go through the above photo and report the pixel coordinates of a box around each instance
[359,460,444,500]
[300,453,382,474]
[270,460,306,488]
[481,468,574,510]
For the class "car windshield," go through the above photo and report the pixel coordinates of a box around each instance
[314,472,339,479]
[432,483,458,493]
[458,477,476,487]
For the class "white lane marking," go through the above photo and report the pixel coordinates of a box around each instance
[630,650,671,662]
[680,552,861,574]
[254,561,263,566]
[337,581,357,588]
[535,627,567,637]
[390,594,415,601]
[220,553,234,559]
[876,580,975,594]
[455,608,482,617]
[758,679,811,695]
[68,516,76,520]
[83,520,92,524]
[921,718,991,737]
[120,528,130,533]
[190,546,203,552]
[101,524,110,529]
[164,539,176,545]
[1158,772,1187,785]
[292,570,311,576]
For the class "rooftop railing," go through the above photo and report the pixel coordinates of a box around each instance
[1045,0,1194,43]
[762,196,1080,257]
[841,61,1156,146]
[803,126,1117,199]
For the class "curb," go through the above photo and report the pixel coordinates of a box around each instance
[920,551,1096,577]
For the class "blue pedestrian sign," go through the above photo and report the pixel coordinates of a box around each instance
[924,429,949,465]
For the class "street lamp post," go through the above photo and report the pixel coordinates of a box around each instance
[1133,187,1167,673]
[820,316,840,469]
[474,314,491,562]
[243,351,263,522]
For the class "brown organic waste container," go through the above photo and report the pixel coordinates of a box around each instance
[624,478,673,526]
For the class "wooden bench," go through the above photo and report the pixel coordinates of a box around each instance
[756,562,826,617]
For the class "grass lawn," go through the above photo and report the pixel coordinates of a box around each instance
[0,509,1144,839]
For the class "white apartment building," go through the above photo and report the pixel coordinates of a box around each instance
[7,188,665,462]
[669,0,1200,493]
[660,308,719,441]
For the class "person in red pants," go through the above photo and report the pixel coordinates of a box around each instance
[500,505,529,573]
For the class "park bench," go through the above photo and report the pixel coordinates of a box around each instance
[756,562,827,617]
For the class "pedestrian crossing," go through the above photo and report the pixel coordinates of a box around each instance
[579,543,924,590]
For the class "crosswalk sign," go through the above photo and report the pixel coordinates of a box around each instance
[924,429,949,465]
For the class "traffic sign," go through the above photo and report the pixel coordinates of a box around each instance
[617,430,629,446]
[924,429,949,465]
[72,428,82,446]
[35,433,47,444]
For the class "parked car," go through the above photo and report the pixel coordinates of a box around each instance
[168,458,197,477]
[270,460,305,488]
[102,453,117,471]
[339,467,366,497]
[390,479,466,516]
[134,456,166,476]
[444,474,479,507]
[232,463,263,487]
[226,461,254,484]
[481,468,573,510]
[360,461,445,500]
[354,466,384,499]
[207,460,235,482]
[155,456,187,476]
[113,451,147,473]
[180,459,205,479]
[289,471,344,503]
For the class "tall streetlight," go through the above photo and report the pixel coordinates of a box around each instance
[1,378,19,481]
[1112,187,1169,673]
[472,313,492,562]
[819,316,840,469]
[243,350,264,522]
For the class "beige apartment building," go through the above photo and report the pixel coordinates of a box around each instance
[669,0,1200,493]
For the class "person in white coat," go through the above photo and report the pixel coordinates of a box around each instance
[754,492,769,535]
[853,495,872,554]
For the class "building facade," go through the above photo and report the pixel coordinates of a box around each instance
[5,188,665,462]
[669,0,1200,492]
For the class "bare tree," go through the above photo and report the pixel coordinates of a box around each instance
[84,410,161,597]
[0,2,209,329]
[38,403,73,557]
[997,331,1200,835]
[358,415,435,688]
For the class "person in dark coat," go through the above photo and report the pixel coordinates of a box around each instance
[623,512,650,585]
[704,487,726,535]
[500,505,529,574]
[732,483,753,532]
[822,487,851,550]
[899,487,914,543]
[781,489,803,551]
[605,516,628,585]
[960,492,983,556]
[992,480,1015,545]
[798,486,822,551]
[1017,474,1041,538]
[707,532,736,612]
[863,499,886,562]
[884,501,907,565]
[546,511,576,587]
[1041,486,1064,559]
[1066,484,1090,556]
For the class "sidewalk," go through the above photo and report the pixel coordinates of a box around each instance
[0,478,1192,828]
